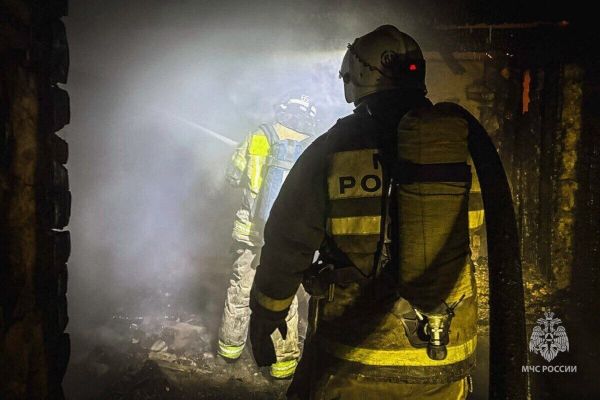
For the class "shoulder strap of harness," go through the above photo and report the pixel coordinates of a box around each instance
[372,103,473,278]
[391,162,472,184]
[259,123,307,170]
[259,123,278,146]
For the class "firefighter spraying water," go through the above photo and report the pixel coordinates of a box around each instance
[216,95,319,379]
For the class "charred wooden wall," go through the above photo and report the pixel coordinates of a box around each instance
[478,36,599,399]
[434,23,599,398]
[0,1,70,399]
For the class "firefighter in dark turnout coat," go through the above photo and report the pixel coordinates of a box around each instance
[249,25,520,399]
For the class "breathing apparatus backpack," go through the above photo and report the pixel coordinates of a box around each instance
[387,102,527,399]
[373,104,472,364]
[253,124,310,228]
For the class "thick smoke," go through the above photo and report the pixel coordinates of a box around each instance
[63,0,432,367]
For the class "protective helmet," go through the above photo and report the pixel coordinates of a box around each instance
[275,94,317,135]
[339,25,426,103]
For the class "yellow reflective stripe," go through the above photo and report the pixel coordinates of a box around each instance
[248,134,270,156]
[468,210,485,229]
[322,336,477,367]
[245,133,270,192]
[246,156,266,193]
[233,220,252,236]
[217,340,244,359]
[329,216,381,236]
[231,152,246,171]
[229,138,249,173]
[255,290,294,312]
[469,156,481,193]
[270,359,298,378]
[458,376,468,399]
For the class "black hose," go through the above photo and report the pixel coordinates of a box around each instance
[463,106,528,400]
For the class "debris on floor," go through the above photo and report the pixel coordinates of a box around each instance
[66,308,290,400]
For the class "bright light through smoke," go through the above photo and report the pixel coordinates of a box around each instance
[61,4,420,386]
[64,3,359,356]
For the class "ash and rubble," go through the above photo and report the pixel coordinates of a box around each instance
[64,248,561,400]
[66,293,292,400]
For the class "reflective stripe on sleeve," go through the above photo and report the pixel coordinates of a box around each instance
[247,156,266,193]
[231,148,247,171]
[329,216,381,236]
[246,133,270,192]
[321,336,477,367]
[255,290,294,312]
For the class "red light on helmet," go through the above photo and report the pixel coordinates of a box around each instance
[409,64,417,71]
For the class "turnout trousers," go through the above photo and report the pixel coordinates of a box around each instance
[218,245,300,377]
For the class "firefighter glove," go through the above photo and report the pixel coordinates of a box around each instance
[249,315,287,366]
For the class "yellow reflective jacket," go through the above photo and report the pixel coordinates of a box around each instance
[227,123,310,246]
[253,99,481,384]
